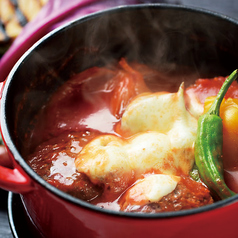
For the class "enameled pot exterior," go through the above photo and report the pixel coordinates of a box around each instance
[20,182,238,238]
[1,4,238,238]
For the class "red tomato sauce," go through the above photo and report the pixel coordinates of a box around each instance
[186,76,238,104]
[26,58,238,212]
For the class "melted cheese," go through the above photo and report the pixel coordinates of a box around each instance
[185,89,204,118]
[75,135,131,184]
[121,83,197,136]
[75,83,198,202]
[120,174,180,209]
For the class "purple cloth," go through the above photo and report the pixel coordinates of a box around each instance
[0,0,156,82]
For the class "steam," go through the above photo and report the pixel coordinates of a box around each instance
[9,6,238,156]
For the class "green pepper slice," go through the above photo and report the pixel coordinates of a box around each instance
[194,69,237,200]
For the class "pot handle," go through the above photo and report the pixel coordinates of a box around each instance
[0,83,34,193]
[0,146,34,193]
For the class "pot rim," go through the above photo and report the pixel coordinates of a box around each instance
[2,3,238,219]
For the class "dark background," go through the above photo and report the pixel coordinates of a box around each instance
[1,0,238,237]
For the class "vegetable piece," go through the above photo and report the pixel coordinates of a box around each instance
[108,58,150,118]
[194,69,237,200]
[204,97,238,170]
[189,164,201,183]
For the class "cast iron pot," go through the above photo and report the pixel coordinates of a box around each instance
[1,4,238,238]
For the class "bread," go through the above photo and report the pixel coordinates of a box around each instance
[0,0,48,55]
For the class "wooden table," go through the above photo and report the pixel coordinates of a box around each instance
[0,0,238,237]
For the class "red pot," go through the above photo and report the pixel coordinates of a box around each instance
[1,4,238,238]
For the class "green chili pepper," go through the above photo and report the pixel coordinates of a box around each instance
[194,69,237,200]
